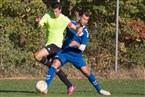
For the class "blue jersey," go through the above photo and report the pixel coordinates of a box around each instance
[54,21,89,68]
[61,21,89,55]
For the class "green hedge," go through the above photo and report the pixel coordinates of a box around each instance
[1,0,145,77]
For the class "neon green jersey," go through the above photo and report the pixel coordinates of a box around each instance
[39,12,71,47]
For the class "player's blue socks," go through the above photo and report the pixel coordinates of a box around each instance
[88,73,101,93]
[45,66,56,88]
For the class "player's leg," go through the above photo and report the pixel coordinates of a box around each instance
[44,45,75,94]
[79,66,101,92]
[35,44,75,94]
[47,58,74,91]
[34,44,60,67]
[54,53,76,94]
[45,59,61,88]
[48,54,74,89]
[79,66,111,95]
[34,46,51,67]
[71,56,111,96]
[34,47,49,62]
[55,69,76,95]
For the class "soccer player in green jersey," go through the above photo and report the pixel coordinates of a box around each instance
[34,2,82,94]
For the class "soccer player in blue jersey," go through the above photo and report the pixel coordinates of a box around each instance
[44,10,111,95]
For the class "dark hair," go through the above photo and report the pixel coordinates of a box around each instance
[79,10,91,17]
[51,2,62,9]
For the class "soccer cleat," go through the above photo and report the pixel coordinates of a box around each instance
[67,86,76,95]
[100,89,111,96]
[42,90,48,95]
[36,88,48,95]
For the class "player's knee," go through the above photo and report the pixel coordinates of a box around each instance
[52,59,61,69]
[83,71,90,77]
[34,53,41,61]
[80,66,90,77]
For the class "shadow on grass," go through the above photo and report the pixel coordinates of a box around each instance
[124,92,145,96]
[75,90,145,96]
[0,90,36,94]
[112,91,145,96]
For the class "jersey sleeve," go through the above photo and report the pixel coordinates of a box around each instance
[63,16,71,27]
[39,14,49,27]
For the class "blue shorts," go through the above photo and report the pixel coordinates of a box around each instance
[54,51,87,69]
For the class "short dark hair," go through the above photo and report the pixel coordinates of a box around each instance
[51,2,62,9]
[79,10,91,17]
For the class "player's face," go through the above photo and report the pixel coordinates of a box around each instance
[52,8,61,18]
[79,15,89,26]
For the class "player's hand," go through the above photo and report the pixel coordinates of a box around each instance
[69,41,80,48]
[35,15,41,28]
[35,15,41,22]
[76,27,83,36]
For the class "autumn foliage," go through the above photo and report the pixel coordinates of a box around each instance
[122,21,145,41]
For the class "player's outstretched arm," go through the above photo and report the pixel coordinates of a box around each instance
[68,22,83,35]
[69,41,80,47]
[69,41,86,51]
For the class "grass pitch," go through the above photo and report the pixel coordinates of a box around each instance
[0,79,144,97]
